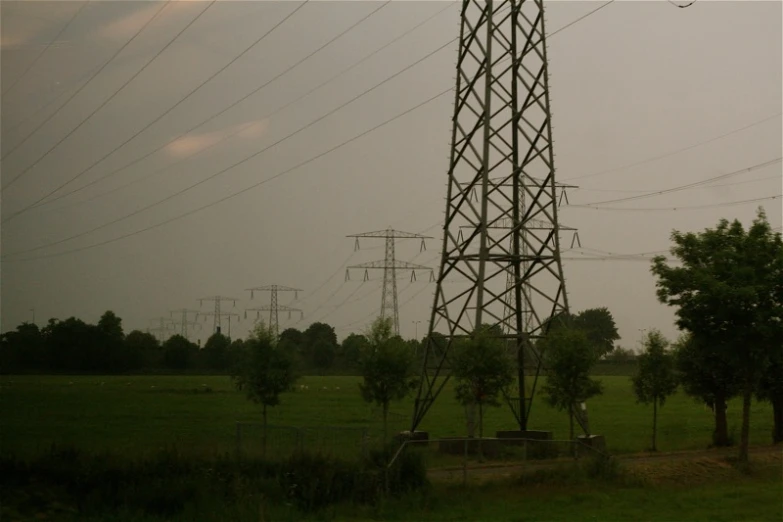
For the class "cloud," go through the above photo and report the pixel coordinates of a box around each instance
[164,119,269,158]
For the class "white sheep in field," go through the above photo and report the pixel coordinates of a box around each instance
[322,386,329,391]
[335,387,340,390]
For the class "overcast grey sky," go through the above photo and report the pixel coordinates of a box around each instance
[1,0,781,347]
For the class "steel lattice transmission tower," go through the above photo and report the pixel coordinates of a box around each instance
[198,296,238,334]
[148,317,174,343]
[346,228,434,336]
[412,0,575,433]
[170,309,202,340]
[245,285,303,338]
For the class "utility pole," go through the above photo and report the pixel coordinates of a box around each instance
[346,228,434,336]
[245,285,303,339]
[170,309,201,340]
[29,308,35,325]
[412,320,421,340]
[198,296,238,334]
[149,317,174,343]
[412,0,574,435]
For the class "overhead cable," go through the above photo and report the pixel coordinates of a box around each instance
[0,1,171,184]
[2,1,90,97]
[574,157,782,206]
[34,0,454,213]
[2,40,455,259]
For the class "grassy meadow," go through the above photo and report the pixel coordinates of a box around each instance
[1,374,775,458]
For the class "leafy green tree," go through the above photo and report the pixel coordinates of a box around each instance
[540,327,603,440]
[231,321,298,453]
[162,335,197,370]
[125,330,160,370]
[203,332,231,371]
[451,325,514,446]
[673,333,738,447]
[302,322,337,368]
[549,308,620,359]
[0,322,46,371]
[757,349,783,444]
[97,311,124,342]
[358,317,418,442]
[652,209,783,461]
[632,330,679,451]
[279,328,304,350]
[341,333,369,365]
[311,339,335,374]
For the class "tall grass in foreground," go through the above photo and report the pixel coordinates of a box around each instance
[0,442,428,521]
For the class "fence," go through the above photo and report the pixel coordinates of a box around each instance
[235,423,370,461]
[387,436,609,487]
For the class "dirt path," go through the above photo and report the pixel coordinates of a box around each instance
[427,444,783,482]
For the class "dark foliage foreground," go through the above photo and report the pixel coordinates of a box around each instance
[0,443,429,520]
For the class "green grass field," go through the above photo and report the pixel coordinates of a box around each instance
[1,374,775,458]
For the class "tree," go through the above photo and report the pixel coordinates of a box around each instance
[550,308,620,359]
[673,333,738,447]
[757,348,783,444]
[97,311,124,342]
[311,339,335,374]
[652,209,783,461]
[572,308,620,358]
[279,328,304,351]
[358,317,418,442]
[231,321,298,454]
[0,322,46,371]
[341,333,369,365]
[303,322,337,369]
[203,332,231,371]
[632,330,678,451]
[451,325,514,450]
[540,327,603,440]
[162,335,198,370]
[125,330,160,370]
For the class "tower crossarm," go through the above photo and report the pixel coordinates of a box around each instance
[346,229,433,239]
[347,260,433,270]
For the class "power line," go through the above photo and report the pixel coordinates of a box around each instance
[26,0,448,214]
[3,2,218,199]
[0,1,172,179]
[574,157,782,206]
[12,0,590,218]
[2,1,219,217]
[2,40,455,259]
[3,0,310,223]
[563,112,782,183]
[4,86,451,264]
[568,194,781,212]
[549,0,614,38]
[1,1,90,97]
[3,0,624,260]
[575,174,781,194]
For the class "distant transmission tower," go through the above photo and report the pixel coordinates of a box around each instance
[148,317,174,343]
[198,296,238,334]
[170,308,202,340]
[346,228,434,336]
[412,0,581,435]
[245,285,303,338]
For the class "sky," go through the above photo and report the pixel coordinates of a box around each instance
[1,0,781,348]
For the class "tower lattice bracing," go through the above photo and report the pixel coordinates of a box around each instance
[412,0,571,432]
